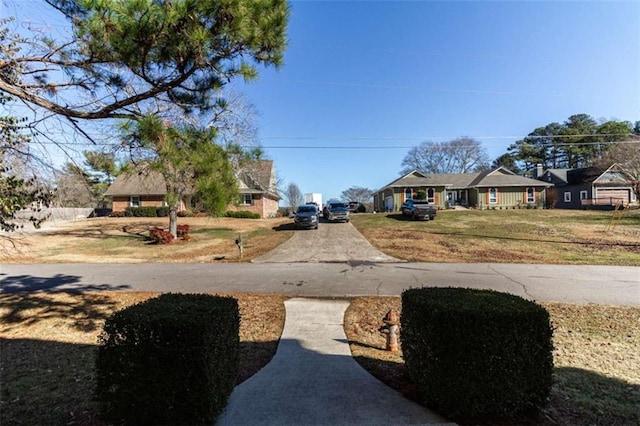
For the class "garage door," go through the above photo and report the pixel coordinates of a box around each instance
[596,189,630,205]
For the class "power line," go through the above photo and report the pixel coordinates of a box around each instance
[29,138,640,151]
[262,133,637,141]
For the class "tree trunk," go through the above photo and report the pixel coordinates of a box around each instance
[169,206,178,239]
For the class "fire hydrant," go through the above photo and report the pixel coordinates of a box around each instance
[379,309,400,352]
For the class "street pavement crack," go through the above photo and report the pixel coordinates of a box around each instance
[488,265,535,300]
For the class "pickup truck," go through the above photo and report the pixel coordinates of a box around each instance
[401,199,437,220]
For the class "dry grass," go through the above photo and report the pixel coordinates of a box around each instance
[0,292,286,426]
[344,296,640,425]
[1,217,293,263]
[351,209,640,265]
[3,292,638,425]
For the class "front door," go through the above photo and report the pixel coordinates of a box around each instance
[385,196,394,212]
[447,191,456,205]
[459,190,468,206]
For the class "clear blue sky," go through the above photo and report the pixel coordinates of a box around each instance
[4,1,639,204]
[233,0,639,202]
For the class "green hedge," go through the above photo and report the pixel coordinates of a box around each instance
[95,293,240,425]
[225,210,260,219]
[124,206,157,217]
[124,206,170,217]
[156,206,170,217]
[401,287,553,419]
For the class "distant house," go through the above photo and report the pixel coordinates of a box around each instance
[539,164,637,209]
[104,160,280,218]
[373,167,551,212]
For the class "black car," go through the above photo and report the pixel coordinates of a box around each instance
[293,205,319,229]
[348,202,366,213]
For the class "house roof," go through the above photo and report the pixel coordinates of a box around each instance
[104,169,166,196]
[375,167,550,194]
[566,166,608,185]
[471,168,551,188]
[547,164,632,186]
[542,169,570,184]
[105,160,280,200]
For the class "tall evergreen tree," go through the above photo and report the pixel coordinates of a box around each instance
[506,114,632,173]
[124,116,237,238]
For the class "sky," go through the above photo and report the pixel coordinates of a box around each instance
[233,1,639,201]
[3,1,639,204]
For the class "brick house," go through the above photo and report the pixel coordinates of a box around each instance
[104,160,280,218]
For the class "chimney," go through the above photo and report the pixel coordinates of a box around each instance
[535,164,543,179]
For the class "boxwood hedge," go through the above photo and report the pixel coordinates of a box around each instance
[401,287,553,419]
[95,293,240,425]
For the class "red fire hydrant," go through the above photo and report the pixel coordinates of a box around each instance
[379,309,400,352]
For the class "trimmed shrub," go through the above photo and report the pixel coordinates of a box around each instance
[177,224,190,238]
[95,294,240,425]
[149,227,174,244]
[225,210,260,219]
[156,206,170,217]
[401,287,553,419]
[91,208,112,217]
[125,206,158,217]
[109,211,125,217]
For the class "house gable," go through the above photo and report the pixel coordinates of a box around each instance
[593,164,632,185]
[237,160,280,201]
[540,169,569,186]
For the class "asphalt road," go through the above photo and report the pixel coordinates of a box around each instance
[2,221,639,305]
[253,221,398,263]
[1,262,639,305]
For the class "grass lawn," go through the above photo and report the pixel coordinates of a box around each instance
[1,217,293,263]
[0,292,286,426]
[344,297,640,425]
[350,208,640,265]
[1,210,639,424]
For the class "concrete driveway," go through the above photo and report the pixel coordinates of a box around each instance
[252,221,398,263]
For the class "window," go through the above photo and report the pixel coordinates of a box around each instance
[564,192,571,203]
[130,196,140,207]
[404,188,412,201]
[489,188,497,204]
[427,188,435,204]
[580,190,588,200]
[241,194,253,205]
[526,187,535,203]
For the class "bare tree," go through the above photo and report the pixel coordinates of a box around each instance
[341,186,374,203]
[284,183,303,212]
[53,163,96,208]
[401,137,490,175]
[595,139,640,202]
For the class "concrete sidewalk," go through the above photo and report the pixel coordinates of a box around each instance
[217,298,453,425]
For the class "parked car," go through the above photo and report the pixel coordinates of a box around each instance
[305,201,321,216]
[401,199,437,220]
[294,204,319,229]
[324,200,350,222]
[348,202,366,213]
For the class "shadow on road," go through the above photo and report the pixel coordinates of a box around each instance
[272,222,298,231]
[0,273,131,293]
